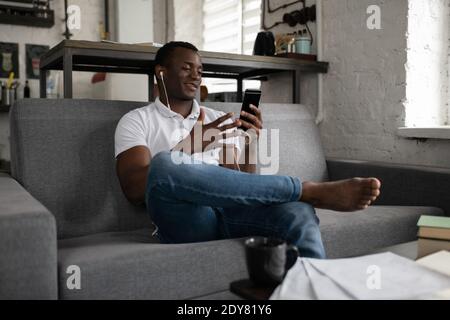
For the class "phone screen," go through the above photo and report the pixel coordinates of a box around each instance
[240,89,261,131]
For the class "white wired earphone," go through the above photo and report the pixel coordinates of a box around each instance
[159,70,171,111]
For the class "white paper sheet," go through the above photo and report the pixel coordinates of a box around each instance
[269,260,316,300]
[303,259,354,300]
[270,252,450,300]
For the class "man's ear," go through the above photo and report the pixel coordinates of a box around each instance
[155,66,165,80]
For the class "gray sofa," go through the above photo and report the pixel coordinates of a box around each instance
[1,98,448,300]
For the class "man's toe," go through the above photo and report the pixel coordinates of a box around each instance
[370,178,381,189]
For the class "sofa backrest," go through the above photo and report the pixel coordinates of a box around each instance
[203,102,328,181]
[10,99,328,239]
[10,99,151,239]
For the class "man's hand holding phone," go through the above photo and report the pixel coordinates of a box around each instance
[239,89,263,139]
[239,104,263,137]
[173,108,241,155]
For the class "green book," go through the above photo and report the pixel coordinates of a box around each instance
[417,215,450,229]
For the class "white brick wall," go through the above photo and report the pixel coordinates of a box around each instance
[321,0,450,168]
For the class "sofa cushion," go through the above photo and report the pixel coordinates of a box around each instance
[57,205,443,299]
[57,229,248,300]
[318,205,444,258]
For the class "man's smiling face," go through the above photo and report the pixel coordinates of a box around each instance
[164,47,203,101]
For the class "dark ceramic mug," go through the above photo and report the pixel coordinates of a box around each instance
[245,237,299,287]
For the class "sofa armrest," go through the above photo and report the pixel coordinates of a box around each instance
[326,159,450,216]
[0,173,57,299]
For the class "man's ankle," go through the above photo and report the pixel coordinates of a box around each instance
[300,181,319,205]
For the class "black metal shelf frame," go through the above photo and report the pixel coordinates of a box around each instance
[0,1,54,28]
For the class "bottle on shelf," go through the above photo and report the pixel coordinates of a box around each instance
[24,80,31,98]
[288,32,296,53]
[295,29,311,55]
[9,81,19,107]
[1,82,7,106]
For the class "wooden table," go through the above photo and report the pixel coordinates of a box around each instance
[39,40,329,102]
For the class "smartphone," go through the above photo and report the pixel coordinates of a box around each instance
[239,89,261,131]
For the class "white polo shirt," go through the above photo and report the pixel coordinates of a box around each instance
[114,97,241,165]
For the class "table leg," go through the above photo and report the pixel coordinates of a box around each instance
[40,70,47,98]
[237,78,243,102]
[63,49,73,98]
[148,72,154,101]
[293,69,301,103]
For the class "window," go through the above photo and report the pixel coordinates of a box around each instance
[202,0,261,94]
[399,0,450,139]
[203,0,261,55]
[448,5,450,126]
[403,0,450,128]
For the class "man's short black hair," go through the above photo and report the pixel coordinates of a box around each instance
[154,41,199,67]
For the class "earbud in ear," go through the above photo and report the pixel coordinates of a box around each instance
[159,71,164,79]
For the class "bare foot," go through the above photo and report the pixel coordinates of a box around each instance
[300,178,381,212]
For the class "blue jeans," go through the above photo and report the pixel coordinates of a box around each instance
[145,151,326,259]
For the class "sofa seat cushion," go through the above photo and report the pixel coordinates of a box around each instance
[57,229,247,300]
[318,205,444,258]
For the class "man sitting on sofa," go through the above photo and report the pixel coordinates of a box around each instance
[114,41,381,259]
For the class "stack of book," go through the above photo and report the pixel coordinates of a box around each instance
[417,215,450,258]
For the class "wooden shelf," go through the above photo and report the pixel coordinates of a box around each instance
[275,53,318,62]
